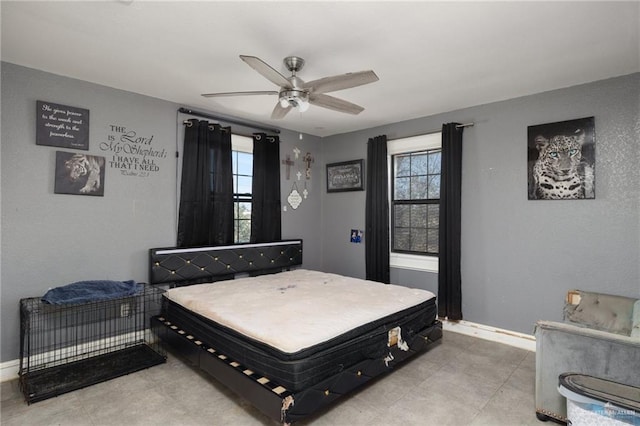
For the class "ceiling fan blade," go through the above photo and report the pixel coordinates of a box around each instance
[271,102,292,119]
[309,93,365,115]
[304,70,379,94]
[240,55,292,89]
[201,91,278,98]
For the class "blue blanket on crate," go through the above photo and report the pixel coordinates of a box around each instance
[42,280,142,305]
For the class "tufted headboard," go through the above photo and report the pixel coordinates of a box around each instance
[149,240,303,286]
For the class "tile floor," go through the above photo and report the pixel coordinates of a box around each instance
[1,332,541,425]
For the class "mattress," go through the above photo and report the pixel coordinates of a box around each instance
[161,269,437,390]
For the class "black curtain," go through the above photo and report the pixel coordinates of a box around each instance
[365,135,390,283]
[250,133,281,243]
[438,123,464,320]
[177,119,233,247]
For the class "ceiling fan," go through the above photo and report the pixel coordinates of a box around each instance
[202,55,379,119]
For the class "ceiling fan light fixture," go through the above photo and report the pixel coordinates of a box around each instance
[297,97,310,112]
[207,55,377,119]
[280,89,310,112]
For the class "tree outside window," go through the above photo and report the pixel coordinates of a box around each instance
[391,148,441,256]
[232,136,253,243]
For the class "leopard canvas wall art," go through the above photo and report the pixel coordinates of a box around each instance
[527,117,595,200]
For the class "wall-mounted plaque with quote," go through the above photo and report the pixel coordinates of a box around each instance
[36,100,90,150]
[326,159,364,192]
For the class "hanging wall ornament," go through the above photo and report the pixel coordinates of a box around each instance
[303,152,314,179]
[287,182,303,210]
[303,181,309,199]
[293,146,301,159]
[281,155,294,180]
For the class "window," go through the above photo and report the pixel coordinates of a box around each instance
[388,133,441,272]
[232,135,253,243]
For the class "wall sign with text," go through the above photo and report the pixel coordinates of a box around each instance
[36,100,90,150]
[99,124,168,178]
[326,159,364,192]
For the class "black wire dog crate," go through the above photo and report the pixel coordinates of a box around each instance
[19,285,166,403]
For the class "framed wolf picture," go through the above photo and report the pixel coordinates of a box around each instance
[527,116,595,200]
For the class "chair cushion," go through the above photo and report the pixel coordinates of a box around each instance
[564,291,634,336]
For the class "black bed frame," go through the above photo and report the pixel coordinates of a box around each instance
[149,240,442,425]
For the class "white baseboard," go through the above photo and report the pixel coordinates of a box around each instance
[0,329,157,383]
[1,321,535,383]
[442,319,536,352]
[1,359,20,383]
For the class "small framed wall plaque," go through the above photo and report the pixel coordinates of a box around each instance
[36,100,90,150]
[326,159,364,192]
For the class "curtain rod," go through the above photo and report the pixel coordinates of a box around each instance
[178,107,280,134]
[391,122,475,141]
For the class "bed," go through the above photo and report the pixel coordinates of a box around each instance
[149,240,442,424]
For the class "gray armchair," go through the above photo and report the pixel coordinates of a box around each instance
[534,290,640,422]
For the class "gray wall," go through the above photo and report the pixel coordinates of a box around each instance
[2,62,637,363]
[0,63,323,362]
[321,73,640,335]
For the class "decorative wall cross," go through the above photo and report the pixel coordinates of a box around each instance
[293,147,301,159]
[303,152,314,180]
[282,155,294,180]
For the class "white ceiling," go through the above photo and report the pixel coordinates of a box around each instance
[2,1,638,137]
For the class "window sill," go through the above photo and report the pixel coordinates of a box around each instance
[390,252,438,273]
